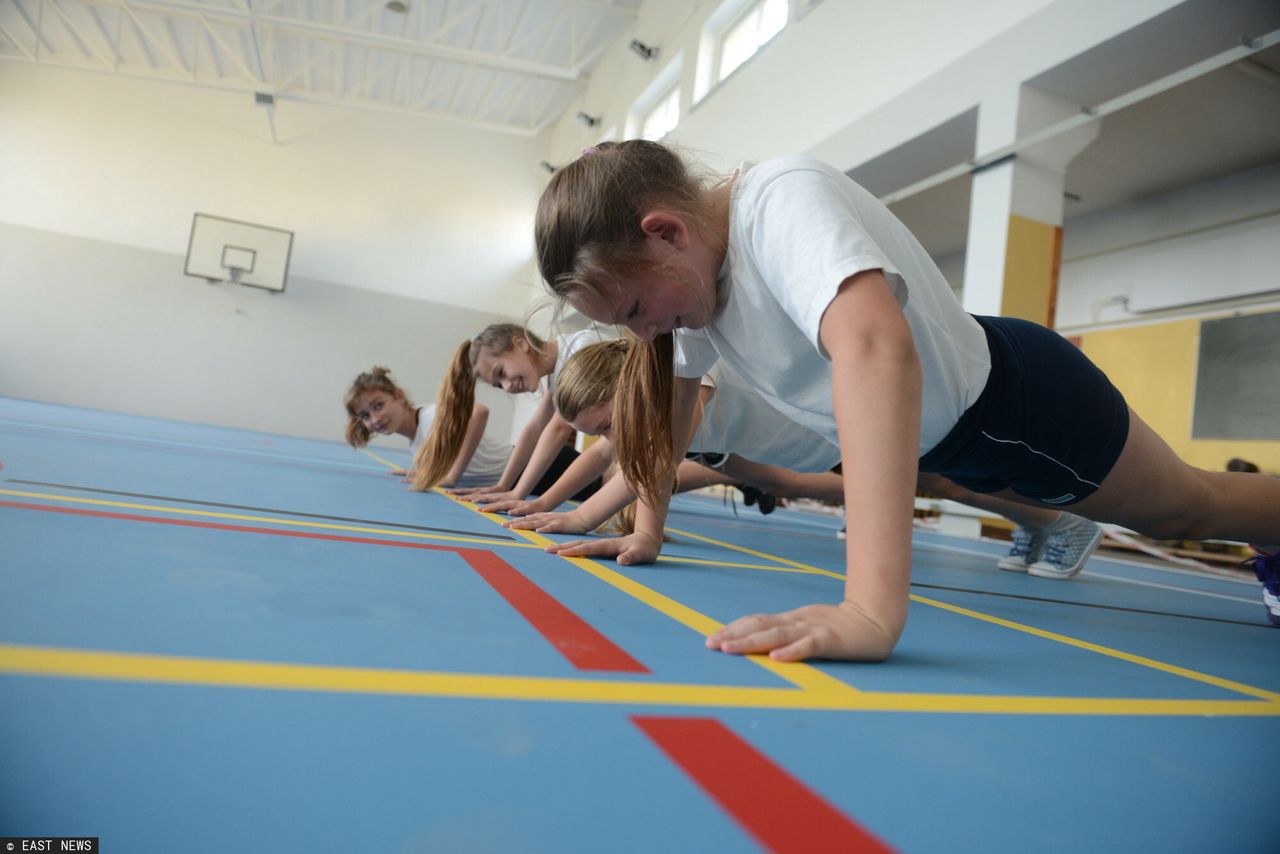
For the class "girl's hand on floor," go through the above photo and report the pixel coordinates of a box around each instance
[505,509,588,534]
[485,498,546,516]
[467,489,523,507]
[705,600,896,662]
[449,484,501,496]
[544,532,658,566]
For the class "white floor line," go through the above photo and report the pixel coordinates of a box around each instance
[1077,571,1259,605]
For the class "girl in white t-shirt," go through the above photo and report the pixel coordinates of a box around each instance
[416,323,610,503]
[489,339,846,535]
[342,366,508,487]
[532,140,1280,661]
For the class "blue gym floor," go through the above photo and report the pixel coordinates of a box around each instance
[2,397,1277,853]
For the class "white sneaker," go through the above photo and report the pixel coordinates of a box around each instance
[997,525,1047,572]
[1028,514,1104,579]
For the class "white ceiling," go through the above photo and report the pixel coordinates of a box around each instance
[0,0,639,135]
[853,0,1280,261]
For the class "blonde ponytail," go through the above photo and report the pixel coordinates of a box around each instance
[409,340,476,492]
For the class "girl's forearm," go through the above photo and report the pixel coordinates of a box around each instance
[512,415,575,497]
[571,471,638,529]
[531,438,614,509]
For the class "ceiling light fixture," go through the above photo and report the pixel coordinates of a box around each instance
[576,111,601,128]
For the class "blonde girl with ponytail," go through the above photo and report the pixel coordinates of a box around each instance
[409,323,610,503]
[503,339,849,537]
[534,139,1280,662]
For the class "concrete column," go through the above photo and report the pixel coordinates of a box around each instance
[962,85,1099,326]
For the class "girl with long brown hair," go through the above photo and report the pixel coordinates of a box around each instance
[533,139,1280,661]
[409,322,611,503]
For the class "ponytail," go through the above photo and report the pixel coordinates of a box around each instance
[409,340,477,492]
[614,332,675,507]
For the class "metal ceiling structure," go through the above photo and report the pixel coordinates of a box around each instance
[0,0,639,135]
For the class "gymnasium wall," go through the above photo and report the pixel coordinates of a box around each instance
[0,220,520,446]
[0,62,549,442]
[1078,312,1280,474]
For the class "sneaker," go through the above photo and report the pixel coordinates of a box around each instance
[1028,513,1104,579]
[740,485,778,515]
[997,525,1047,573]
[836,524,846,540]
[1243,548,1280,627]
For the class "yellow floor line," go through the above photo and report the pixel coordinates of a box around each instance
[0,488,537,551]
[913,595,1280,702]
[436,489,861,697]
[3,643,1277,717]
[658,517,1280,703]
[666,525,833,574]
[359,448,403,470]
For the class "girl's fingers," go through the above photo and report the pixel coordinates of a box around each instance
[768,634,819,662]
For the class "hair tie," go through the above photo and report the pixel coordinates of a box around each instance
[581,145,599,156]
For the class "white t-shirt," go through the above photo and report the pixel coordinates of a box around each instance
[550,328,614,395]
[691,362,840,473]
[410,405,511,487]
[674,156,990,457]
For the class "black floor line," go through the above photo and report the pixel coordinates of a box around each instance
[6,478,517,541]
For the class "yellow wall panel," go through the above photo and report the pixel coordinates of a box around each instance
[1079,318,1280,474]
[1001,215,1061,327]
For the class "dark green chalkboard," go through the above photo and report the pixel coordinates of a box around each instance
[1192,311,1280,440]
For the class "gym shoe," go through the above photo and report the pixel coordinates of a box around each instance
[997,525,1047,573]
[836,524,846,540]
[1028,514,1104,579]
[1243,548,1280,627]
[740,485,777,515]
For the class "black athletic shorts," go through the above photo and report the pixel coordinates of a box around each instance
[918,315,1130,506]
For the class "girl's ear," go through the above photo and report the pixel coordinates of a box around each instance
[516,335,530,353]
[639,212,689,250]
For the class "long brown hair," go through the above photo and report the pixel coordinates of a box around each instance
[614,333,676,507]
[343,366,410,448]
[554,337,671,540]
[553,339,629,423]
[555,332,679,509]
[535,140,721,305]
[408,323,544,492]
[536,141,720,509]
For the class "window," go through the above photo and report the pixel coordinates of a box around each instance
[639,85,680,141]
[627,54,683,141]
[717,0,788,82]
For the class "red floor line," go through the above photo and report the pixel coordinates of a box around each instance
[632,716,896,854]
[1,499,648,674]
[460,549,649,674]
[0,500,461,552]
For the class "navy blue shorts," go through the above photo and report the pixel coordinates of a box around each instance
[918,315,1130,506]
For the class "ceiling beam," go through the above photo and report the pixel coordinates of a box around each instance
[86,0,588,82]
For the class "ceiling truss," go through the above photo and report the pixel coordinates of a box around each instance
[0,0,638,135]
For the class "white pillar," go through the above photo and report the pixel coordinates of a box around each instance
[962,84,1100,321]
